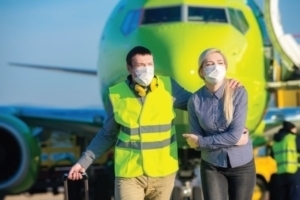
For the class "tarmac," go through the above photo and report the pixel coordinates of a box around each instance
[4,193,64,200]
[4,193,115,200]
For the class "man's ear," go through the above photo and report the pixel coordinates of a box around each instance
[127,65,131,73]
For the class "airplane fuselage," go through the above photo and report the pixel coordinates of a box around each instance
[98,0,269,145]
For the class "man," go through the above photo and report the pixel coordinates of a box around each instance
[68,46,241,200]
[271,121,300,200]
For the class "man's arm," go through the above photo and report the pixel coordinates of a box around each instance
[198,87,248,150]
[77,96,120,170]
[296,136,300,152]
[171,78,192,110]
[171,78,240,110]
[188,96,204,136]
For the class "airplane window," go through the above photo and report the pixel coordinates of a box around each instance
[141,6,181,24]
[228,8,249,34]
[228,9,241,32]
[121,9,142,35]
[236,10,249,33]
[188,7,228,23]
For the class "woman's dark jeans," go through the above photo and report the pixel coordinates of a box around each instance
[200,158,256,200]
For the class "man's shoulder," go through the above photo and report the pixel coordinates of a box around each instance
[156,75,171,81]
[109,81,127,91]
[156,75,173,88]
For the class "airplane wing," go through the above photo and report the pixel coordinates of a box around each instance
[0,105,106,139]
[0,105,108,194]
[9,62,97,76]
[6,62,102,136]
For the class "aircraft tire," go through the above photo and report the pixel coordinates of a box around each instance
[192,187,203,200]
[268,174,280,200]
[170,187,181,200]
[0,193,5,200]
[255,177,268,200]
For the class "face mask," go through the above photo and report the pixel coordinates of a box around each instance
[203,64,226,84]
[133,66,154,86]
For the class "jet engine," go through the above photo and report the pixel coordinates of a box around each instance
[0,114,40,194]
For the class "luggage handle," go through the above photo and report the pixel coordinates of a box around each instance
[63,172,89,200]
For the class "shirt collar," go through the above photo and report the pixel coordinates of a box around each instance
[203,81,225,99]
[126,75,135,90]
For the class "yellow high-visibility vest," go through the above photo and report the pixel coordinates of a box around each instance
[109,76,178,177]
[272,133,300,174]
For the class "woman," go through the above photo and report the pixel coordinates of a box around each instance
[183,48,255,200]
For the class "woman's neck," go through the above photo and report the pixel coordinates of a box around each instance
[205,80,224,93]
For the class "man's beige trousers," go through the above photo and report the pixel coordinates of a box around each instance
[114,173,176,200]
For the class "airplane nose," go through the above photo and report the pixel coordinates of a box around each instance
[137,23,245,92]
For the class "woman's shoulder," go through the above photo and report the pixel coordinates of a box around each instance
[234,85,247,95]
[190,86,205,98]
[233,85,248,102]
[188,86,204,104]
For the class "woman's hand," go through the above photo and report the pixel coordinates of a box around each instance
[182,133,200,148]
[235,128,249,146]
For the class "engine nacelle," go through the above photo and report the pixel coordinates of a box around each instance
[0,114,40,194]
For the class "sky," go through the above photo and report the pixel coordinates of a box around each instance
[0,0,299,109]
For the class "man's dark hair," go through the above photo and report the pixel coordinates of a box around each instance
[126,46,152,67]
[283,120,296,131]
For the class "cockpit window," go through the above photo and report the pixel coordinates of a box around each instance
[188,7,228,23]
[121,9,142,36]
[141,6,181,24]
[228,8,249,34]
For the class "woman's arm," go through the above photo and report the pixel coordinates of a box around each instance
[188,96,204,136]
[187,94,240,150]
[198,87,248,150]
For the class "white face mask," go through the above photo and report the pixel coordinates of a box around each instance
[203,64,226,84]
[133,66,154,86]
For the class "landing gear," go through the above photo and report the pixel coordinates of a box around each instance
[0,192,5,200]
[170,186,203,200]
[170,147,203,200]
[253,177,269,200]
[171,187,181,200]
[192,187,203,200]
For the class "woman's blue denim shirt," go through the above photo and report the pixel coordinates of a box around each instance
[188,83,253,168]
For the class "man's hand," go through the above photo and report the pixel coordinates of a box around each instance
[236,128,249,146]
[182,133,200,148]
[68,163,85,180]
[228,79,242,88]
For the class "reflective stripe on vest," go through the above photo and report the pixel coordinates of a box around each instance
[272,133,300,174]
[120,121,174,135]
[116,132,176,149]
[109,76,178,178]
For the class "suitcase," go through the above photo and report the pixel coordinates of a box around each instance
[63,172,89,200]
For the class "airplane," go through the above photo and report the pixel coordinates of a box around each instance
[1,0,300,200]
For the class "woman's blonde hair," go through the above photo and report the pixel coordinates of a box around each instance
[198,48,234,124]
